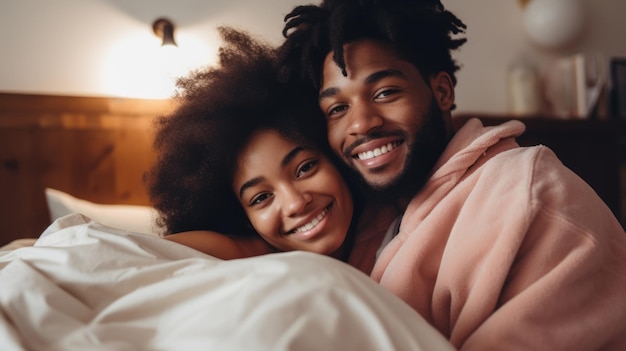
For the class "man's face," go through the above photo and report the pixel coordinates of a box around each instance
[318,39,451,199]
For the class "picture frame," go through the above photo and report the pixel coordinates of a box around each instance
[610,58,626,119]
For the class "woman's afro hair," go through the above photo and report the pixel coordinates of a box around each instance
[146,27,328,236]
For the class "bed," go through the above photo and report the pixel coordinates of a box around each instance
[0,93,455,350]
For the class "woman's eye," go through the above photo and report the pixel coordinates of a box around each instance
[296,159,319,178]
[250,193,272,206]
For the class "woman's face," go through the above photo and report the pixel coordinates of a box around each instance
[232,129,354,257]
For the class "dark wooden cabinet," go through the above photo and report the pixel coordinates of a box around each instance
[453,115,625,228]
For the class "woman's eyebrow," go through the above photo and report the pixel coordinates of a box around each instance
[239,176,264,199]
[238,146,306,199]
[281,146,305,167]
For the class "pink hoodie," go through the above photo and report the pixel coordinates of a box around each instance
[371,118,626,350]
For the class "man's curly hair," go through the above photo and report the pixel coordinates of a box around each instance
[145,27,330,236]
[277,0,467,98]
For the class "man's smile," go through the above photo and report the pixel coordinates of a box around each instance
[354,140,403,160]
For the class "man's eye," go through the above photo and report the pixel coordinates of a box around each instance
[375,88,399,99]
[250,193,272,206]
[327,105,348,118]
[296,160,319,178]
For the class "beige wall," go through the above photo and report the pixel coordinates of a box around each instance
[1,0,625,114]
[446,0,626,114]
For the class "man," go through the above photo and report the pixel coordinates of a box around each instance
[278,0,626,350]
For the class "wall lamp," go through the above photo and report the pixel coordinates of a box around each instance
[152,18,178,47]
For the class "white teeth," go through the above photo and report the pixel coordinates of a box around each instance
[293,208,328,233]
[357,142,397,160]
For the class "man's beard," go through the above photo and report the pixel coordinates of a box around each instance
[351,98,449,205]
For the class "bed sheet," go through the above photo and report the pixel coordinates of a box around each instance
[0,214,454,351]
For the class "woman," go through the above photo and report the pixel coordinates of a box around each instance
[145,27,360,261]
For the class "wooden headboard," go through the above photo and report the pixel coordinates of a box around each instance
[0,93,176,246]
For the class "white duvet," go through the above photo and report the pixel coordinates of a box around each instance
[0,214,453,351]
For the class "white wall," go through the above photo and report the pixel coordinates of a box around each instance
[1,0,625,113]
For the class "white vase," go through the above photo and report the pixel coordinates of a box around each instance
[508,56,543,116]
[523,0,586,50]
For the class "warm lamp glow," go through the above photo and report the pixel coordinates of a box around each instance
[100,32,216,99]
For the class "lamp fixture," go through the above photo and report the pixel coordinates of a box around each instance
[152,18,178,47]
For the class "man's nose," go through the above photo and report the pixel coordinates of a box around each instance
[280,185,313,217]
[346,102,384,135]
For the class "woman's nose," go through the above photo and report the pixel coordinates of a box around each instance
[346,102,384,136]
[280,185,313,217]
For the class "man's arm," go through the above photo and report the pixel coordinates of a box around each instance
[165,231,275,259]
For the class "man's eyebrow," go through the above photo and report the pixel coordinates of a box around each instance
[365,69,407,84]
[318,69,408,101]
[319,87,339,100]
[238,146,306,199]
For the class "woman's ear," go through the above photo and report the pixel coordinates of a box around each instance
[429,72,455,112]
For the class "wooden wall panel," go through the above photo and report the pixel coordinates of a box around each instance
[0,93,175,246]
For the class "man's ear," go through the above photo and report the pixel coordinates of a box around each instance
[429,72,455,111]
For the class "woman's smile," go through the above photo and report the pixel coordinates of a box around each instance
[286,203,332,240]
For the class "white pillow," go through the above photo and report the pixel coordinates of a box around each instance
[45,188,161,236]
[4,214,454,351]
